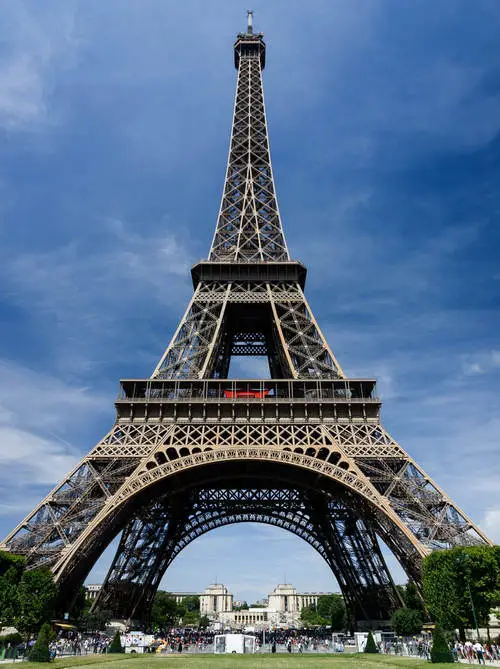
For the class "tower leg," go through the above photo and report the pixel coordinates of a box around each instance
[95,484,402,626]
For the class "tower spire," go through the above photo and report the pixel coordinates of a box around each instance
[209,19,288,262]
[247,9,253,34]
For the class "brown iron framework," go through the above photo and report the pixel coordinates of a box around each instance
[1,13,491,626]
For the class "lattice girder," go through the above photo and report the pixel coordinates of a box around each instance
[153,281,343,380]
[209,36,288,262]
[2,410,488,585]
[94,485,401,622]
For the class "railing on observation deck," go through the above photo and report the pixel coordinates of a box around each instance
[117,379,379,403]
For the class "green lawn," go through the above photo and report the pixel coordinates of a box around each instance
[17,653,429,669]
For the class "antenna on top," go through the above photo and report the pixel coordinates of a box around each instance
[247,9,253,34]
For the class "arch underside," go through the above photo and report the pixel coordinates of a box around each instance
[3,438,489,627]
[91,470,407,624]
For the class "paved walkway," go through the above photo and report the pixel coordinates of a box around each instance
[458,661,500,666]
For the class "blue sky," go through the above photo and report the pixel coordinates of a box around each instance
[0,0,499,604]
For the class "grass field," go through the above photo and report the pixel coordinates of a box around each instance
[17,654,429,669]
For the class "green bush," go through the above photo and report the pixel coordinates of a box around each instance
[364,631,378,653]
[0,632,23,647]
[28,622,52,662]
[390,607,424,636]
[430,626,454,663]
[108,630,124,653]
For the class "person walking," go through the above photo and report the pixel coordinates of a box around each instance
[473,641,485,665]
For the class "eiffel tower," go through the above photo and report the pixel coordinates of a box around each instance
[1,13,491,626]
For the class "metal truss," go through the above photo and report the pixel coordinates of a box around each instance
[4,457,138,570]
[152,281,342,379]
[0,17,492,627]
[209,30,288,262]
[2,407,489,611]
[93,486,401,623]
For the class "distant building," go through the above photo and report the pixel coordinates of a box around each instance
[85,584,102,601]
[200,584,233,616]
[169,592,201,605]
[233,600,248,609]
[252,597,269,607]
[202,583,336,629]
[84,582,336,628]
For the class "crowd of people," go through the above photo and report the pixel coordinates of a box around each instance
[152,629,215,653]
[148,626,340,654]
[48,632,111,657]
[380,637,431,658]
[7,624,500,662]
[452,640,500,664]
[260,629,340,653]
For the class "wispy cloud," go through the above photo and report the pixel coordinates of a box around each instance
[461,350,500,375]
[0,359,109,517]
[1,217,195,374]
[482,508,500,544]
[0,2,79,130]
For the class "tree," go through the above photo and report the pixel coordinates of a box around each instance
[0,554,58,638]
[70,586,87,621]
[300,604,324,627]
[390,607,423,636]
[0,567,22,627]
[430,626,454,664]
[404,581,425,613]
[0,551,25,578]
[300,595,346,629]
[199,615,210,629]
[182,595,200,613]
[16,568,58,637]
[151,591,184,629]
[182,611,199,625]
[422,546,499,636]
[316,594,346,630]
[364,631,378,653]
[28,622,52,663]
[108,630,123,654]
[0,632,23,648]
[0,552,25,628]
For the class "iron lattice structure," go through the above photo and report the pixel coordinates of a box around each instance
[1,16,491,626]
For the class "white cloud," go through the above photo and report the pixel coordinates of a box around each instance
[482,508,500,544]
[0,359,108,519]
[0,3,79,130]
[4,219,192,318]
[462,350,500,376]
[0,427,78,489]
[0,360,103,430]
[1,218,195,373]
